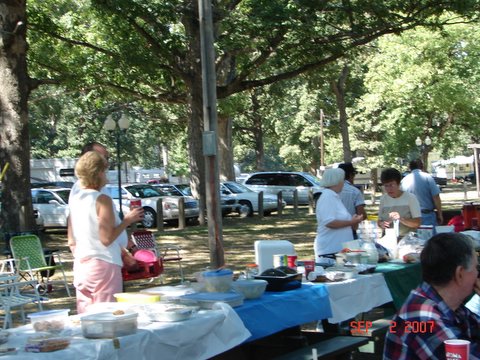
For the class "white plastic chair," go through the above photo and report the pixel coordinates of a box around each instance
[0,259,43,329]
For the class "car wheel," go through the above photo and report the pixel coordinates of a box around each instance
[238,201,253,217]
[142,207,157,228]
[187,217,199,225]
[264,210,273,216]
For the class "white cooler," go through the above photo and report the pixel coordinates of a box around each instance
[254,240,296,273]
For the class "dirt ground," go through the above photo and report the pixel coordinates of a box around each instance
[4,182,479,325]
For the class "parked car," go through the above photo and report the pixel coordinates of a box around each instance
[433,176,448,187]
[241,171,323,205]
[153,183,238,217]
[104,184,199,228]
[31,181,74,189]
[464,172,476,184]
[31,188,71,228]
[221,181,286,216]
[0,190,45,229]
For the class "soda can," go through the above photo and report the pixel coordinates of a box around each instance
[273,254,288,268]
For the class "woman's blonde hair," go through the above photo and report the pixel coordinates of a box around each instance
[75,151,108,189]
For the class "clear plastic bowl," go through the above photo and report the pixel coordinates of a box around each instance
[231,279,268,299]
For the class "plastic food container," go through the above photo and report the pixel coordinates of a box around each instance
[202,269,233,292]
[231,279,268,299]
[28,309,70,333]
[80,312,138,339]
[114,292,161,303]
[25,335,71,353]
[179,292,244,309]
[143,304,197,322]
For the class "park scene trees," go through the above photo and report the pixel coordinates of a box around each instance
[1,0,480,234]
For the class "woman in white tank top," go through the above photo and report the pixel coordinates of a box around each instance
[68,151,144,313]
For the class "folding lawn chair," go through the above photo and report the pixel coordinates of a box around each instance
[9,234,71,297]
[131,230,184,282]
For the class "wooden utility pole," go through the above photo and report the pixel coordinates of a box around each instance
[198,0,224,268]
[467,144,480,197]
[320,109,325,167]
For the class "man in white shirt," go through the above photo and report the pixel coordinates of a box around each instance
[338,162,367,239]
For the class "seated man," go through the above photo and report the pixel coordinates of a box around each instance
[383,233,480,359]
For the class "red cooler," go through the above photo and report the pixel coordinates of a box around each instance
[462,202,479,230]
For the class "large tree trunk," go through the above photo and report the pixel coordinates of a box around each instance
[0,2,35,235]
[331,65,352,162]
[218,114,235,181]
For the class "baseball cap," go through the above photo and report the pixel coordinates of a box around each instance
[338,162,357,176]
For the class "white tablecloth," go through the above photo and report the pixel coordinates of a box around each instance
[321,273,393,323]
[3,303,250,360]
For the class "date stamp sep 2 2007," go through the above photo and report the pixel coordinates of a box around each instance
[350,320,436,336]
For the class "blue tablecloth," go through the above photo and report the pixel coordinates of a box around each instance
[234,284,331,342]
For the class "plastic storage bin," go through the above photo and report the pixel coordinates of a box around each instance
[254,240,296,273]
[28,309,70,333]
[80,312,138,338]
[202,269,233,292]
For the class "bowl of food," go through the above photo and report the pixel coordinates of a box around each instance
[114,292,160,303]
[231,279,268,299]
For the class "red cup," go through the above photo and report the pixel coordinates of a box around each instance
[303,260,315,276]
[287,255,298,268]
[130,199,142,209]
[444,339,470,360]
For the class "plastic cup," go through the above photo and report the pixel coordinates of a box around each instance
[130,199,142,209]
[287,255,297,268]
[444,339,470,360]
[303,260,315,276]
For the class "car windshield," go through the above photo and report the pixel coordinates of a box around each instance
[125,185,162,198]
[54,190,71,203]
[223,182,252,194]
[157,186,183,197]
[175,184,192,196]
[302,173,322,186]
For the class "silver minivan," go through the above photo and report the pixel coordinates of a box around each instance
[242,171,322,205]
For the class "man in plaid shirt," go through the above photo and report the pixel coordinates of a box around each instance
[384,233,480,359]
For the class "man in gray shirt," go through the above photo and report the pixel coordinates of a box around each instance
[400,159,443,227]
[338,162,367,239]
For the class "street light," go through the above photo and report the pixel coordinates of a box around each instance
[104,113,130,219]
[415,135,432,170]
[415,136,431,147]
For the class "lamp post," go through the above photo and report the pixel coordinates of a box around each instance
[104,113,130,219]
[415,135,432,170]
